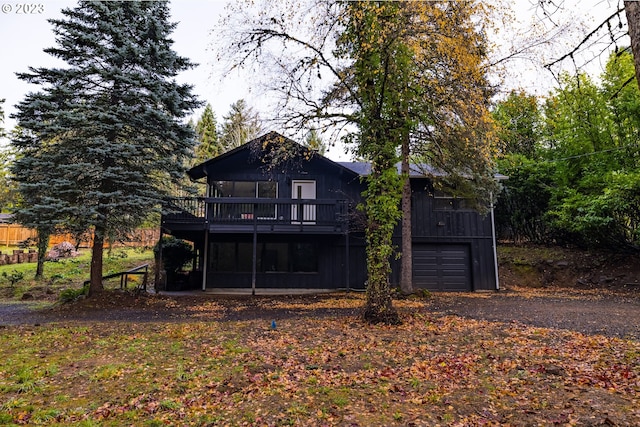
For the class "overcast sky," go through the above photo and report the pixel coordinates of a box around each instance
[0,1,248,134]
[0,1,271,153]
[0,0,628,161]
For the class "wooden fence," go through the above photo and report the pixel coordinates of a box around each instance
[0,224,160,248]
[0,224,34,247]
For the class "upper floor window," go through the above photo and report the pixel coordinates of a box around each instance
[211,181,277,198]
[210,181,278,219]
[433,190,469,211]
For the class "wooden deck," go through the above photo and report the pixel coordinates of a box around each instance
[162,197,350,235]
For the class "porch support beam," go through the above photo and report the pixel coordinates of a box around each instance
[201,230,208,291]
[251,202,258,296]
[202,195,209,292]
[345,230,350,293]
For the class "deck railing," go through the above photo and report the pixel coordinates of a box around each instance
[83,264,149,291]
[163,197,349,227]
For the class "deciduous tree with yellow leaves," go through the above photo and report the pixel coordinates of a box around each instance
[220,0,498,324]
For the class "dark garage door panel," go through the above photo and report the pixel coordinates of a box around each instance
[413,244,471,291]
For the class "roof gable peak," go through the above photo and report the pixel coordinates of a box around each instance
[187,130,358,180]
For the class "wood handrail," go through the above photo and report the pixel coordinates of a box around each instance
[83,263,149,291]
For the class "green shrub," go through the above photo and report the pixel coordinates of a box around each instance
[154,236,193,274]
[1,270,24,287]
[108,250,129,259]
[58,284,88,303]
[0,411,13,424]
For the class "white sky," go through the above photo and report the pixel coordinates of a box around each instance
[0,0,629,161]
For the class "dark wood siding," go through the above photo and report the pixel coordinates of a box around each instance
[168,139,498,292]
[195,142,365,290]
[334,233,367,290]
[410,179,492,239]
[390,178,498,291]
[202,147,362,204]
[204,234,365,290]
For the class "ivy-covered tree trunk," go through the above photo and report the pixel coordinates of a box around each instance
[363,161,402,324]
[345,2,409,323]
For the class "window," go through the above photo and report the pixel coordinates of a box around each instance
[209,242,318,273]
[237,243,253,272]
[433,190,454,211]
[211,181,277,198]
[234,182,255,198]
[433,190,469,211]
[256,182,277,218]
[210,242,235,271]
[291,243,318,272]
[257,181,276,198]
[260,243,288,272]
[210,181,277,218]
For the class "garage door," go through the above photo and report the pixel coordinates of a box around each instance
[412,244,471,291]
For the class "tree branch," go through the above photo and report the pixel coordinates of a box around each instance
[544,6,626,69]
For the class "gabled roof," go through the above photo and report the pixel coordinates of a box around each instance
[339,162,508,181]
[187,131,360,180]
[338,162,446,177]
[188,131,507,182]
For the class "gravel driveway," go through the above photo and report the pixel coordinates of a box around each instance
[424,290,640,340]
[1,289,639,340]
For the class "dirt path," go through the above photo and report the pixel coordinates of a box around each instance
[1,288,639,340]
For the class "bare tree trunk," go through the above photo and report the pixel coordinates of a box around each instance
[154,232,164,292]
[399,134,414,295]
[35,228,50,279]
[625,1,640,89]
[88,226,105,296]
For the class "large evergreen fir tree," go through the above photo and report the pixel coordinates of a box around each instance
[218,99,262,151]
[194,103,221,163]
[0,98,5,138]
[11,1,199,294]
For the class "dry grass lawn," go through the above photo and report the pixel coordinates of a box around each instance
[0,294,639,426]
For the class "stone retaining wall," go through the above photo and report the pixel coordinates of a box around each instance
[0,250,38,266]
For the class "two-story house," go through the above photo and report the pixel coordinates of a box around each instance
[161,131,501,293]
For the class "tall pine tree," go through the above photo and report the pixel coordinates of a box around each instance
[194,103,221,163]
[10,137,62,278]
[0,98,5,139]
[218,99,262,151]
[11,1,199,294]
[304,129,327,155]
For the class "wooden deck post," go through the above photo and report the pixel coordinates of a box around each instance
[202,230,209,291]
[202,198,209,292]
[251,202,258,296]
[345,230,350,293]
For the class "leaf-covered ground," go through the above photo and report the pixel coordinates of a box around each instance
[1,293,639,426]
